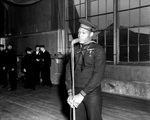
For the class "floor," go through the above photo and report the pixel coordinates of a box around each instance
[0,80,150,120]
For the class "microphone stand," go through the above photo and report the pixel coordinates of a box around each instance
[71,40,76,120]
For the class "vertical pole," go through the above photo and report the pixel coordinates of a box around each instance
[71,43,75,120]
[113,0,118,64]
[116,0,119,64]
[85,0,88,20]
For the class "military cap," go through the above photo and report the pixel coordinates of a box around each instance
[40,45,45,48]
[25,47,32,52]
[35,45,40,48]
[79,19,98,32]
[7,42,13,46]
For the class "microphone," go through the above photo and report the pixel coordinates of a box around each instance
[71,38,80,46]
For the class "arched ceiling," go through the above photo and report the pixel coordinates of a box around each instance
[2,0,42,5]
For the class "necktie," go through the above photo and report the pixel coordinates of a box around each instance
[79,44,85,71]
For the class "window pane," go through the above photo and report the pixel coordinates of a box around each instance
[68,20,74,34]
[99,15,106,29]
[106,14,113,28]
[74,0,79,5]
[106,30,113,45]
[106,46,113,61]
[129,46,138,61]
[68,0,73,7]
[66,7,69,20]
[139,27,150,44]
[66,21,70,33]
[68,6,74,20]
[98,30,105,46]
[90,16,98,27]
[99,0,106,14]
[141,0,150,6]
[129,28,139,45]
[75,20,80,34]
[140,45,150,61]
[90,1,98,15]
[130,0,139,8]
[75,5,80,18]
[81,4,85,17]
[120,29,128,45]
[141,7,150,26]
[130,9,139,27]
[119,11,129,27]
[119,0,129,10]
[120,46,128,62]
[81,0,85,3]
[107,0,113,12]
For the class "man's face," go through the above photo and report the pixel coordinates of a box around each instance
[27,51,32,54]
[78,27,92,44]
[7,45,12,50]
[36,47,40,51]
[40,47,44,52]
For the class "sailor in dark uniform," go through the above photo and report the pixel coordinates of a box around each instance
[66,19,106,120]
[32,45,41,85]
[5,43,17,91]
[40,45,52,87]
[22,47,36,90]
[0,44,7,88]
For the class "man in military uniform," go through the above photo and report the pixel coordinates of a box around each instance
[0,44,7,88]
[5,43,17,91]
[32,45,41,85]
[66,19,106,120]
[22,47,36,90]
[40,45,52,87]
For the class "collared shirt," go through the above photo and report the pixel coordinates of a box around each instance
[66,42,106,95]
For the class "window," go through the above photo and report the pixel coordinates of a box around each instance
[65,0,150,64]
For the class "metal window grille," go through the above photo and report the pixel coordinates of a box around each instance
[65,0,150,64]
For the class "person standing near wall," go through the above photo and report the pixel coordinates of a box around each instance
[5,43,17,91]
[22,47,36,90]
[32,45,41,85]
[40,45,52,87]
[65,19,106,120]
[0,44,7,88]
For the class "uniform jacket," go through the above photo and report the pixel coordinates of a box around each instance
[40,50,51,68]
[0,50,6,68]
[22,54,36,72]
[5,49,17,70]
[32,51,41,66]
[66,41,106,95]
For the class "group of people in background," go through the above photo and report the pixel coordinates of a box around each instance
[0,43,52,91]
[22,45,52,90]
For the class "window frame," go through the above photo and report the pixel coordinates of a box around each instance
[65,0,150,65]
